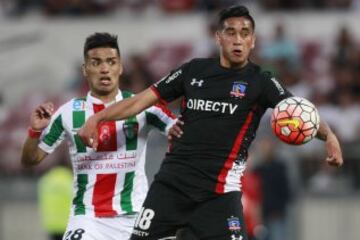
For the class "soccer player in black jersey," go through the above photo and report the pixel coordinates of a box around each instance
[79,5,343,240]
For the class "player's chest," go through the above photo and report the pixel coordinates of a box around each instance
[183,73,262,107]
[64,108,147,137]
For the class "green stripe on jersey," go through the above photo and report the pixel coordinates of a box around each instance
[145,112,166,132]
[43,115,64,146]
[121,91,133,99]
[72,108,86,153]
[124,118,138,150]
[74,135,86,153]
[120,171,135,214]
[73,111,85,129]
[77,96,87,101]
[122,91,138,151]
[73,174,88,215]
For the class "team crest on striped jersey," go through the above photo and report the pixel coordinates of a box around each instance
[123,122,139,139]
[230,82,247,98]
[99,125,111,144]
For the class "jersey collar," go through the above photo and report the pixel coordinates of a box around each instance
[216,58,255,73]
[86,90,123,107]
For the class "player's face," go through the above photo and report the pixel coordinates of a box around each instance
[216,17,255,68]
[83,47,122,98]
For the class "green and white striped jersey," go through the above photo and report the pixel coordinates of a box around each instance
[39,90,176,218]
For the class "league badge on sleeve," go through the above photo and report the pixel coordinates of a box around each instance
[230,82,247,98]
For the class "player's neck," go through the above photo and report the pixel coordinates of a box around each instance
[90,89,118,103]
[220,57,248,69]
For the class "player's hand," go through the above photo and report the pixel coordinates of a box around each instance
[30,102,54,131]
[325,133,343,167]
[78,115,100,149]
[168,119,184,141]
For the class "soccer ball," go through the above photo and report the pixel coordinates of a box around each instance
[271,97,320,145]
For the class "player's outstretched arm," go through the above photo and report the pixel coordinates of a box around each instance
[21,102,54,166]
[316,120,343,167]
[79,88,159,149]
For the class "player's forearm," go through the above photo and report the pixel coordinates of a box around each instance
[317,119,343,166]
[96,97,140,122]
[316,120,333,141]
[21,137,47,166]
[96,88,159,122]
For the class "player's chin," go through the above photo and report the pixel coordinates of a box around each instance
[230,56,246,66]
[95,85,116,95]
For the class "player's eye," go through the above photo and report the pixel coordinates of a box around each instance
[224,29,236,36]
[107,59,116,65]
[90,60,100,66]
[241,30,250,38]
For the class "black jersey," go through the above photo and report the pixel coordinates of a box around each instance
[151,58,292,200]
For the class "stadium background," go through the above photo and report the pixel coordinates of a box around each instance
[0,0,359,239]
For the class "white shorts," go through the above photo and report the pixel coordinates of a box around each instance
[62,214,137,240]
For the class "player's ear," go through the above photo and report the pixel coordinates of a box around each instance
[251,34,256,50]
[119,59,123,76]
[82,63,87,78]
[215,31,221,46]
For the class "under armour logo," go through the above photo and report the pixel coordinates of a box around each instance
[231,235,243,240]
[190,78,204,87]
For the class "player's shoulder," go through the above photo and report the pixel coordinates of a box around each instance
[61,96,87,112]
[252,65,279,86]
[120,90,134,99]
[188,57,216,67]
[255,66,287,94]
[260,70,274,80]
[184,57,218,74]
[249,62,272,79]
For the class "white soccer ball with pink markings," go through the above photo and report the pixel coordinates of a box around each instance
[271,97,320,145]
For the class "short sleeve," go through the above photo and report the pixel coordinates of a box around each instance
[151,61,191,103]
[145,103,177,135]
[38,106,66,154]
[261,73,293,109]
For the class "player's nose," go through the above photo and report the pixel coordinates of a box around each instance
[99,62,110,73]
[234,34,243,45]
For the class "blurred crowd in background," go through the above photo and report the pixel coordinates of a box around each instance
[0,1,359,239]
[1,0,360,17]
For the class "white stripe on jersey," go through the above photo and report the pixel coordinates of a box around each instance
[223,161,246,193]
[113,172,125,214]
[131,144,148,213]
[115,119,126,154]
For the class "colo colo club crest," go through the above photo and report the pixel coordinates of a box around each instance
[230,82,247,98]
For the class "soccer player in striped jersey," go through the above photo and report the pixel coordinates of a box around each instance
[21,32,177,240]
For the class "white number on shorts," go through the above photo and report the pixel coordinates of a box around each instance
[64,228,85,240]
[134,207,155,230]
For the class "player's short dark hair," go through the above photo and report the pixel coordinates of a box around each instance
[84,32,120,58]
[218,5,255,31]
